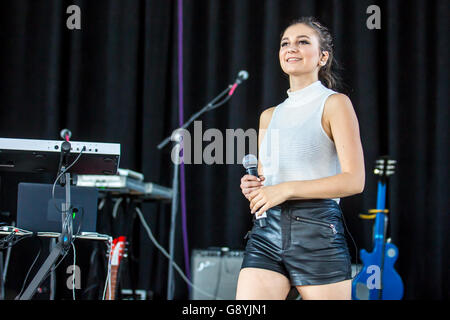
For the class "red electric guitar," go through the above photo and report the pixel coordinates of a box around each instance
[105,236,127,300]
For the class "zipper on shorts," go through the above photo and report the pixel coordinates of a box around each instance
[293,216,337,235]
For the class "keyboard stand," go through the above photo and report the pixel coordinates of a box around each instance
[0,226,112,300]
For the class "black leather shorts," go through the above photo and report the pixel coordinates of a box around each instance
[241,199,352,286]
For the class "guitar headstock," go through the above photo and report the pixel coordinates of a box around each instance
[110,236,127,266]
[374,156,397,178]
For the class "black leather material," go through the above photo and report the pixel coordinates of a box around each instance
[241,199,352,286]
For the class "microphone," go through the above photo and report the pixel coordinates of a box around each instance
[58,130,72,183]
[242,154,267,228]
[236,70,249,84]
[60,128,72,141]
[229,70,249,96]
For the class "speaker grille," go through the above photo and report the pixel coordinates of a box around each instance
[190,248,244,300]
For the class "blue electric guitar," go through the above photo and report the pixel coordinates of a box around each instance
[352,156,404,300]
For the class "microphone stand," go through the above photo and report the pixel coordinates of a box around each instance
[16,140,74,300]
[157,85,234,150]
[157,80,242,300]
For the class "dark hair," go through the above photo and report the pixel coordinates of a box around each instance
[282,17,342,91]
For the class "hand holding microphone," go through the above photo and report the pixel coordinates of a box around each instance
[241,154,265,199]
[241,154,267,227]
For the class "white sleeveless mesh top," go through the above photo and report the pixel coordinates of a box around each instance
[259,80,341,203]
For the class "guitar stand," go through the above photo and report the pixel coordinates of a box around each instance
[359,209,389,220]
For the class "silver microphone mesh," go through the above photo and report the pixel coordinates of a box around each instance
[242,154,257,169]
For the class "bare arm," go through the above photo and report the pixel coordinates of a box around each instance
[257,107,276,176]
[249,94,365,214]
[240,107,275,199]
[280,94,365,199]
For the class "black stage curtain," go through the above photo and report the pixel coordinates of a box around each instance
[0,0,447,300]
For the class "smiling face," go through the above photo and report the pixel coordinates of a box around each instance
[279,23,328,78]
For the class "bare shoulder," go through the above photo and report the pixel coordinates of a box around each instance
[325,93,354,114]
[259,106,276,129]
[324,93,357,123]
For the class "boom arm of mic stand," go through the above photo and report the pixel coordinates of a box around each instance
[157,84,232,150]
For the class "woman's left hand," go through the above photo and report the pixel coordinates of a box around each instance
[248,184,289,216]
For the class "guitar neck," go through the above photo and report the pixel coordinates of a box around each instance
[374,180,387,245]
[106,265,119,300]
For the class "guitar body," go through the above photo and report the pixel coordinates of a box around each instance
[353,240,403,300]
[352,157,404,300]
[381,242,403,300]
[353,246,382,300]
